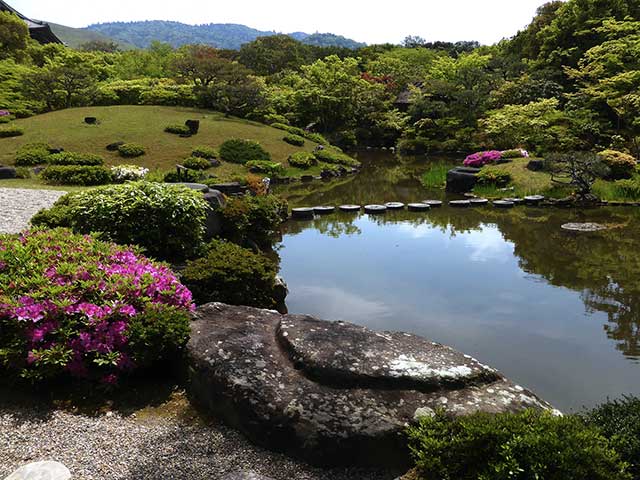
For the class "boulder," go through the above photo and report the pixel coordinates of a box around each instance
[446,167,480,193]
[527,159,545,172]
[187,303,555,467]
[0,166,17,179]
[84,117,97,125]
[4,461,71,480]
[209,182,244,196]
[185,119,200,135]
[106,142,125,152]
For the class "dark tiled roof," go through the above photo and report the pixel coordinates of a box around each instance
[0,0,62,44]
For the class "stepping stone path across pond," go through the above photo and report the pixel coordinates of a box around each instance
[449,200,471,207]
[524,195,545,205]
[470,198,489,206]
[385,202,405,210]
[339,205,361,212]
[364,204,387,214]
[504,197,524,205]
[291,208,314,219]
[422,200,443,207]
[493,200,515,209]
[407,203,430,212]
[313,206,335,214]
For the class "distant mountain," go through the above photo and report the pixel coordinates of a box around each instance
[49,23,135,50]
[87,21,366,50]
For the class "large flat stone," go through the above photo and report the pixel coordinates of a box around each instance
[4,461,71,480]
[187,303,555,467]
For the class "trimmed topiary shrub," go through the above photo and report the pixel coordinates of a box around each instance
[48,152,104,166]
[118,143,146,158]
[163,168,203,183]
[313,148,361,168]
[0,228,193,385]
[245,160,284,177]
[165,124,191,135]
[288,151,316,169]
[219,194,288,246]
[40,165,113,186]
[14,143,52,166]
[502,148,530,159]
[408,409,630,480]
[219,138,271,165]
[0,125,24,137]
[283,134,305,146]
[31,182,209,260]
[304,132,330,146]
[181,239,278,308]
[191,145,217,159]
[182,156,211,171]
[476,168,512,187]
[585,396,640,478]
[598,150,637,180]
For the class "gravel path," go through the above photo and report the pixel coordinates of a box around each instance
[0,392,400,480]
[0,188,67,234]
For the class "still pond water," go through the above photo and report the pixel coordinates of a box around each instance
[274,151,640,412]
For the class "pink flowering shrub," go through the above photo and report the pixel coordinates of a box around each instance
[0,229,193,385]
[463,150,503,167]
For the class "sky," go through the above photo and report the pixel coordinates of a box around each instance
[9,0,556,45]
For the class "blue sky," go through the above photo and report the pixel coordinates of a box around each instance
[10,0,556,45]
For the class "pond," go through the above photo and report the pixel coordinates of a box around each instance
[274,151,640,412]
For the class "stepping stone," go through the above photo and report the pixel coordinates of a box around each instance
[291,208,314,220]
[469,198,489,206]
[364,204,387,214]
[313,206,335,214]
[4,461,71,480]
[504,197,523,205]
[449,200,471,207]
[407,203,430,211]
[385,202,405,210]
[422,200,443,207]
[524,195,545,205]
[561,222,609,232]
[187,303,556,468]
[339,205,361,212]
[493,200,515,209]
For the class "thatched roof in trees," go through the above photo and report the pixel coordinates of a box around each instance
[0,0,62,44]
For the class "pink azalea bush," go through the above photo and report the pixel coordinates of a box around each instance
[0,228,193,385]
[0,110,10,117]
[463,150,503,167]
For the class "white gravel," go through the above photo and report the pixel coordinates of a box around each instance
[0,391,399,480]
[0,188,67,234]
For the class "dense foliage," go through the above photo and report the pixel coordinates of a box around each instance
[31,182,209,260]
[181,239,278,308]
[219,138,271,164]
[0,228,192,385]
[182,156,211,170]
[288,151,316,169]
[218,194,288,247]
[118,143,145,157]
[40,165,113,186]
[48,152,105,166]
[407,409,630,480]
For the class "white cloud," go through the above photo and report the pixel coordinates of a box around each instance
[462,227,514,263]
[12,0,556,45]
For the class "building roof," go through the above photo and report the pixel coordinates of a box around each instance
[0,0,62,44]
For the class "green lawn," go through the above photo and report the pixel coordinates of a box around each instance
[0,106,322,179]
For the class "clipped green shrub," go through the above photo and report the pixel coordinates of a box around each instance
[14,167,31,179]
[397,137,430,156]
[182,156,211,171]
[219,194,288,246]
[163,168,203,183]
[501,148,528,159]
[164,124,191,135]
[407,409,630,480]
[477,168,512,187]
[40,165,113,186]
[48,152,105,166]
[14,143,51,166]
[181,239,278,308]
[31,182,209,260]
[219,138,271,165]
[0,125,24,137]
[288,151,316,169]
[304,132,330,146]
[191,145,217,159]
[283,134,305,146]
[585,396,640,479]
[313,148,361,168]
[118,143,146,158]
[246,160,284,177]
[0,116,11,124]
[0,228,193,385]
[598,150,637,180]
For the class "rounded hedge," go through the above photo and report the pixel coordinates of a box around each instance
[181,239,278,308]
[48,152,105,166]
[598,150,637,180]
[288,151,316,169]
[0,125,24,138]
[14,143,51,166]
[118,143,146,158]
[182,156,211,171]
[245,160,284,177]
[219,138,271,165]
[313,148,361,168]
[191,145,217,159]
[218,194,289,246]
[476,168,512,187]
[165,124,191,135]
[40,165,113,186]
[0,228,193,385]
[283,134,305,147]
[163,168,203,183]
[31,182,209,261]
